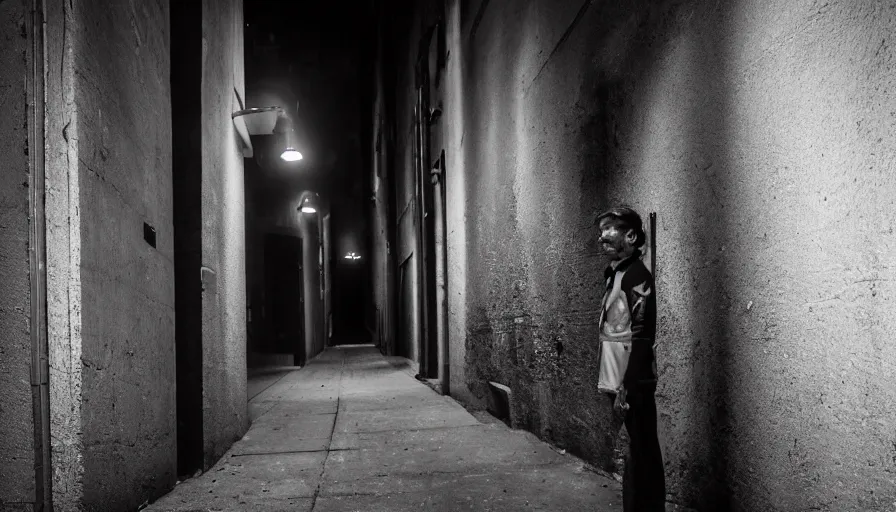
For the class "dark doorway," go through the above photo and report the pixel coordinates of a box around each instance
[331,259,367,344]
[264,234,306,366]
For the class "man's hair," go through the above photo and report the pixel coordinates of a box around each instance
[595,206,646,249]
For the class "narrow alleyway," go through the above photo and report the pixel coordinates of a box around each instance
[147,346,622,511]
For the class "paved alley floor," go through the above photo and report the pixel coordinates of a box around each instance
[147,345,622,511]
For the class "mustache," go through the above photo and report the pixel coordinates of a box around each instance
[585,238,618,255]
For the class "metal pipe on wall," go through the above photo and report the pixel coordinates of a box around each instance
[414,84,432,375]
[27,0,52,508]
[431,158,449,396]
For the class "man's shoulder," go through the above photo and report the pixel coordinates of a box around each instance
[621,259,653,287]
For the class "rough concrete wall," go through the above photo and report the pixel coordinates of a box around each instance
[0,0,37,507]
[369,66,388,350]
[392,9,424,365]
[402,0,895,510]
[56,0,178,509]
[200,0,249,467]
[441,0,473,405]
[633,3,894,509]
[370,39,400,357]
[45,0,85,507]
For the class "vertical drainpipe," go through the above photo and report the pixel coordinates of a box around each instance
[416,54,435,378]
[318,214,324,353]
[27,0,53,508]
[414,85,430,374]
[431,157,449,396]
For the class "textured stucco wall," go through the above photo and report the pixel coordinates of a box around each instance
[51,0,177,509]
[43,0,178,509]
[200,0,249,467]
[0,0,37,507]
[393,7,425,365]
[385,0,896,510]
[45,0,84,507]
[369,53,390,351]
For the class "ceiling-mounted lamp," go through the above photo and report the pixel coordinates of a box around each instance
[344,252,361,260]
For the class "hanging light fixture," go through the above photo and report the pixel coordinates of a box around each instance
[231,106,283,159]
[273,111,303,162]
[232,105,306,165]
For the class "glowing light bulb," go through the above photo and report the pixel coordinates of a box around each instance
[281,149,303,161]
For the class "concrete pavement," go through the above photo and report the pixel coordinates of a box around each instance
[146,345,623,511]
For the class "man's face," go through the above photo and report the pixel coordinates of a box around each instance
[597,218,634,260]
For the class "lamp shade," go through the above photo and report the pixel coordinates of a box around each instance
[274,112,303,162]
[298,194,319,214]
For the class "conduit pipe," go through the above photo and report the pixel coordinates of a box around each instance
[431,160,449,396]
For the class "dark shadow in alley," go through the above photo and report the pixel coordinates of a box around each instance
[171,0,205,479]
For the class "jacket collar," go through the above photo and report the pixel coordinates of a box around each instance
[604,249,642,281]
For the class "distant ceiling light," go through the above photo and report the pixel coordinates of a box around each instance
[298,194,319,215]
[344,252,361,260]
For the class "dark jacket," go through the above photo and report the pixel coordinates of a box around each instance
[600,249,657,386]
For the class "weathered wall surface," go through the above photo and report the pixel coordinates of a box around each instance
[369,43,391,352]
[43,0,249,506]
[56,0,178,509]
[200,0,249,467]
[387,2,430,365]
[441,0,472,405]
[0,0,37,507]
[381,0,896,509]
[45,0,84,506]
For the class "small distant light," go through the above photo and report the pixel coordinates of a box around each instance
[345,252,362,260]
[301,206,317,214]
[281,149,303,161]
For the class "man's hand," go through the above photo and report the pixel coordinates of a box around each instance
[614,387,630,412]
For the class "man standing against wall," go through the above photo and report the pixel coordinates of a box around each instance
[595,207,665,511]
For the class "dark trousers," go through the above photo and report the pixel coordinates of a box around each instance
[610,384,666,512]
